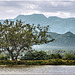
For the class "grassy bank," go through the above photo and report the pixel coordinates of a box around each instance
[0,59,75,65]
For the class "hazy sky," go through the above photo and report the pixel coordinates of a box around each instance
[0,0,75,19]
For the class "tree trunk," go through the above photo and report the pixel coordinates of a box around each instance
[11,55,14,60]
[9,52,15,60]
[7,48,20,60]
[15,51,20,60]
[15,56,18,61]
[7,48,15,60]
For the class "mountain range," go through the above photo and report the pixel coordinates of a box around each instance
[32,31,75,50]
[0,14,75,50]
[0,14,75,34]
[13,14,75,34]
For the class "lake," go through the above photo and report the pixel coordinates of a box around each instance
[0,65,75,75]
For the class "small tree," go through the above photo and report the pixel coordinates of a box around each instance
[0,20,54,60]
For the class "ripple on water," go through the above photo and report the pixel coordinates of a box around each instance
[0,65,75,74]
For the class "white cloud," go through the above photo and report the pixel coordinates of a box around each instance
[0,1,75,19]
[21,10,41,15]
[6,10,15,13]
[43,12,71,18]
[57,12,71,18]
[50,1,72,6]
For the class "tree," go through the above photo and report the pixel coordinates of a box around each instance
[0,20,54,60]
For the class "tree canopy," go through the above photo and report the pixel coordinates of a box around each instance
[21,50,48,60]
[0,20,54,60]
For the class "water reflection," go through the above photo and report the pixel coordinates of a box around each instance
[0,65,75,74]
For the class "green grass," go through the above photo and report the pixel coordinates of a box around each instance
[0,59,75,65]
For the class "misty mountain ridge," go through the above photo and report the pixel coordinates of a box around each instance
[32,31,75,50]
[14,14,75,34]
[0,14,75,34]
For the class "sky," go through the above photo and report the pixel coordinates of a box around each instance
[0,0,75,19]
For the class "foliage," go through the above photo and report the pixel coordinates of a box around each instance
[0,54,9,60]
[0,59,74,65]
[20,50,48,60]
[49,59,63,65]
[46,50,75,55]
[63,54,75,60]
[0,20,54,60]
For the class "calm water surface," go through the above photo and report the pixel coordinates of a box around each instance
[0,65,75,75]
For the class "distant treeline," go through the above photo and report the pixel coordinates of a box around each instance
[0,50,75,65]
[45,49,75,55]
[20,50,75,60]
[0,50,75,60]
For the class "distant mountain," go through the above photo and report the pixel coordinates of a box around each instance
[32,31,75,50]
[0,14,75,34]
[14,14,47,25]
[51,31,75,47]
[14,14,75,34]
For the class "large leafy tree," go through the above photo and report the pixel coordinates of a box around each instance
[0,20,54,60]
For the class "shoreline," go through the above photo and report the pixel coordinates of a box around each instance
[0,59,75,65]
[0,65,75,67]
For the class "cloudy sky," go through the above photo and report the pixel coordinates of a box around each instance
[0,0,75,19]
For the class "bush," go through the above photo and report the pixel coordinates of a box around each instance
[48,54,62,59]
[0,54,9,60]
[48,59,63,65]
[63,54,75,60]
[20,50,48,60]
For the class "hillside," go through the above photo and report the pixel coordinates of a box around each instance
[32,31,75,50]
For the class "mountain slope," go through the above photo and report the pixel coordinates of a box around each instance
[32,31,75,50]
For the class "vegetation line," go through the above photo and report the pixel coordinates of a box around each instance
[0,59,75,65]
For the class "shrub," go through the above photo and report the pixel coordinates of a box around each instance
[20,50,48,60]
[49,59,63,65]
[48,54,62,59]
[63,54,75,60]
